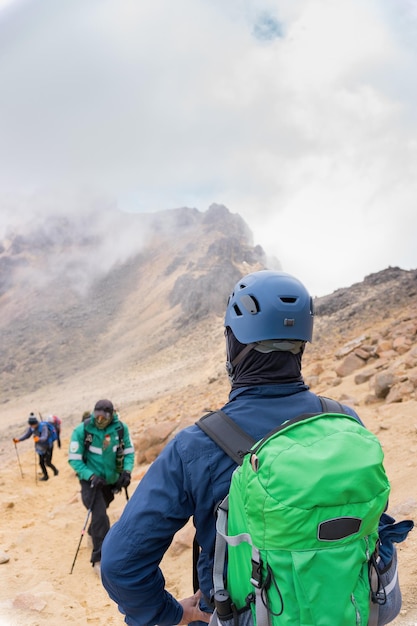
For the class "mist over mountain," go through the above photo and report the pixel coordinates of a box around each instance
[0,203,273,406]
[1,202,416,432]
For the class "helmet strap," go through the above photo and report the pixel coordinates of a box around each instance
[225,342,257,378]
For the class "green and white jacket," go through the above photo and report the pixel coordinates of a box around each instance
[68,413,135,484]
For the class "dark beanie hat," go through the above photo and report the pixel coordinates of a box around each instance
[94,399,114,414]
[28,413,38,425]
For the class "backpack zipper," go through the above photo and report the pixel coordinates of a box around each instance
[351,536,372,625]
[351,593,362,625]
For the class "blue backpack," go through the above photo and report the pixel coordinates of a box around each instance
[40,421,58,446]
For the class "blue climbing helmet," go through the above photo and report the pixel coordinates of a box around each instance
[224,270,314,344]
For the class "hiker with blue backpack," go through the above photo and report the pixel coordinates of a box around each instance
[100,270,413,626]
[13,412,59,481]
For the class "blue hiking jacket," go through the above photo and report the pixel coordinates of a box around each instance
[18,423,52,455]
[101,383,360,626]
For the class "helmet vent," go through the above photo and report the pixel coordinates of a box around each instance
[240,295,260,315]
[279,297,297,304]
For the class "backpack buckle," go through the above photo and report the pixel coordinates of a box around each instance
[250,557,262,588]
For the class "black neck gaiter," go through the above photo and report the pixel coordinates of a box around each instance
[225,328,304,391]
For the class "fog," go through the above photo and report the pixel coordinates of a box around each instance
[0,0,416,296]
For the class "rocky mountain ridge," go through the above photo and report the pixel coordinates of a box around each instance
[1,204,417,439]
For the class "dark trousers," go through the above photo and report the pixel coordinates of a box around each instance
[39,447,58,477]
[80,480,115,564]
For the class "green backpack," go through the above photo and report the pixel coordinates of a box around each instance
[197,398,390,626]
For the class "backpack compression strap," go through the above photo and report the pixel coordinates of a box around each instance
[214,497,271,626]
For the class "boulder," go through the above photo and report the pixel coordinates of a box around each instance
[335,353,365,377]
[135,421,177,463]
[0,550,9,564]
[374,372,395,399]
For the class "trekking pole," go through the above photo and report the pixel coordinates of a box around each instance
[34,450,38,486]
[69,488,97,574]
[111,484,129,500]
[14,442,24,478]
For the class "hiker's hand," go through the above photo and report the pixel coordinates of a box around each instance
[116,470,131,489]
[90,475,106,489]
[33,436,39,442]
[13,438,19,444]
[178,590,211,624]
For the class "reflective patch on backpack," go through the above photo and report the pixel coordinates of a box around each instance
[318,516,362,541]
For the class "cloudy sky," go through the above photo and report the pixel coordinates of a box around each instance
[0,0,416,296]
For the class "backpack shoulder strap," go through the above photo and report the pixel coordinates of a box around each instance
[194,411,255,594]
[318,396,347,414]
[116,421,124,444]
[196,411,256,466]
[39,420,51,436]
[83,418,93,462]
[197,399,350,465]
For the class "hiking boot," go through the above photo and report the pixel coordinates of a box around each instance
[53,468,59,476]
[93,562,101,578]
[39,475,49,481]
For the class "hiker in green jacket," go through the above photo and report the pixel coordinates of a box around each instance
[68,399,135,576]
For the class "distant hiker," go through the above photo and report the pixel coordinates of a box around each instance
[101,270,413,626]
[68,399,134,577]
[46,414,62,448]
[13,413,59,481]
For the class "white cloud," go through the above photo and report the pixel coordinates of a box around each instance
[0,0,416,295]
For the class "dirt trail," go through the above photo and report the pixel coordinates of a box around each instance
[1,388,416,625]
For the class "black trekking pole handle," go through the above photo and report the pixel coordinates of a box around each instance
[69,486,97,574]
